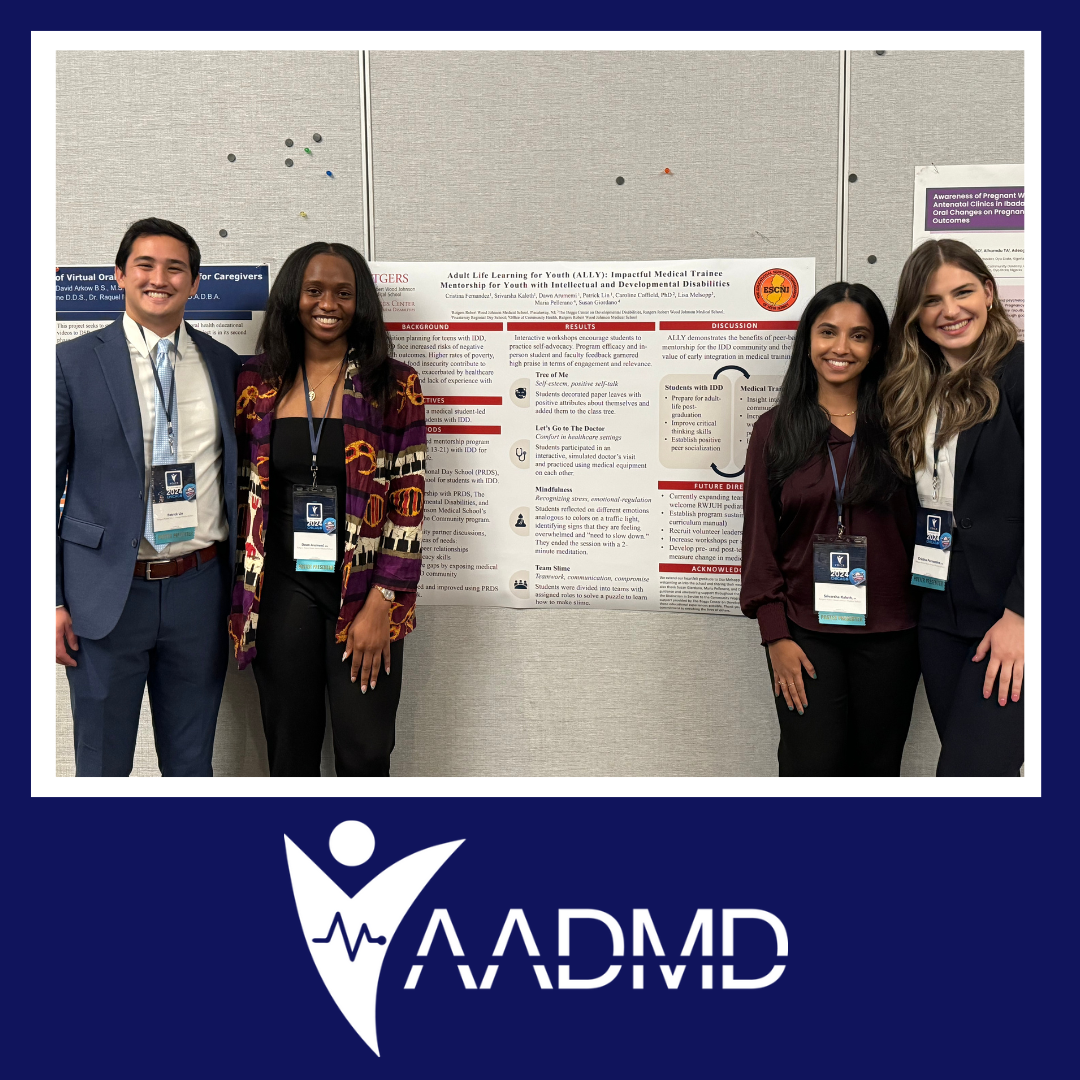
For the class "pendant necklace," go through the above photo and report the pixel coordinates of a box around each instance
[305,358,344,402]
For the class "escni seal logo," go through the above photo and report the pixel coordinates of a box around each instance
[753,268,799,312]
[284,821,464,1057]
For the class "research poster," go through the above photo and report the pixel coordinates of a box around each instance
[55,265,269,353]
[372,259,814,616]
[913,163,1024,335]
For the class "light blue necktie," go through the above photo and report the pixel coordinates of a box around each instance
[143,337,178,552]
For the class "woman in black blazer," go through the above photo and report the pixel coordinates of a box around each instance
[881,239,1023,776]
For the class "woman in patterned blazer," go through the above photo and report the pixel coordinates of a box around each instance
[229,242,425,776]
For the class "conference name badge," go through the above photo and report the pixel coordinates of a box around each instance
[293,485,338,572]
[911,507,952,590]
[812,534,868,626]
[150,462,197,544]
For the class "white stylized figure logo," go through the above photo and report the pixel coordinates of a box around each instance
[284,821,464,1056]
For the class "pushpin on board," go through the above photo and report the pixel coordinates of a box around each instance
[299,211,308,218]
[662,168,674,175]
[304,147,312,155]
[325,170,334,178]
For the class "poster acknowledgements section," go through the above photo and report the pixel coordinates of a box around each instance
[372,258,814,616]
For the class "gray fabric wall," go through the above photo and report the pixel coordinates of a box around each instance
[54,49,1023,777]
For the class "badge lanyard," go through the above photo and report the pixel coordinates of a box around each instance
[931,408,943,503]
[140,326,182,457]
[302,357,346,485]
[826,431,857,538]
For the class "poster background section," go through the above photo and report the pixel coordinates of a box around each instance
[912,164,1024,335]
[372,259,813,615]
[20,797,1060,1078]
[55,265,270,353]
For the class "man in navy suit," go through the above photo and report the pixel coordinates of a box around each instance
[56,219,241,776]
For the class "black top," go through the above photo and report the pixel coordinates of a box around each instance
[919,342,1024,638]
[265,417,346,621]
[740,409,919,644]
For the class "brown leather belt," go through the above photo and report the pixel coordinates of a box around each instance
[134,543,218,581]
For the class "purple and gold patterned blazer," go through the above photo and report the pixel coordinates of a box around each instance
[229,355,426,669]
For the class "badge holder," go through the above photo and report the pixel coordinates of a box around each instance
[151,462,197,544]
[911,507,953,590]
[293,358,345,573]
[812,432,868,626]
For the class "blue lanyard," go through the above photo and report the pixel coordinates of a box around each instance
[826,430,857,538]
[139,326,181,455]
[301,357,345,485]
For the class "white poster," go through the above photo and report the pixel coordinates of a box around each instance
[372,259,814,614]
[913,163,1024,336]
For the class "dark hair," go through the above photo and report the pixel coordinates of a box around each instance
[115,217,201,278]
[766,281,899,506]
[257,242,394,409]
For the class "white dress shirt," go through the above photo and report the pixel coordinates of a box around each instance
[914,401,960,512]
[124,314,227,559]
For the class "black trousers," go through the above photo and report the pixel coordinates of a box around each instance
[767,622,921,776]
[252,572,404,777]
[919,626,1023,777]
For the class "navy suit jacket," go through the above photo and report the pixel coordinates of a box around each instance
[56,317,241,640]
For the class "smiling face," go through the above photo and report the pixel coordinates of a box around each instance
[809,300,875,392]
[298,253,356,351]
[114,234,197,335]
[917,262,994,367]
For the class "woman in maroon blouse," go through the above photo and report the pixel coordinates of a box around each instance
[740,282,919,776]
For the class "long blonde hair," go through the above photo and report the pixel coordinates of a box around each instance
[880,239,1017,474]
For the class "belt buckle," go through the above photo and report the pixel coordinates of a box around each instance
[144,558,172,580]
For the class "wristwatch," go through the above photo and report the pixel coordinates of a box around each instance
[376,586,395,603]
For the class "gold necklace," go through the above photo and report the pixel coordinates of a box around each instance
[305,359,345,401]
[827,409,857,417]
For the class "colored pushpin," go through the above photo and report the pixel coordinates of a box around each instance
[304,147,312,155]
[299,211,308,218]
[662,168,673,175]
[325,170,334,178]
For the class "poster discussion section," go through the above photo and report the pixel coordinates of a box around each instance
[372,259,814,616]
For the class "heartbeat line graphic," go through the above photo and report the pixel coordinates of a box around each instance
[312,913,388,961]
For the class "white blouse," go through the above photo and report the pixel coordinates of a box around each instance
[914,401,959,512]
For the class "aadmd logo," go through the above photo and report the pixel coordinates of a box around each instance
[285,821,789,1058]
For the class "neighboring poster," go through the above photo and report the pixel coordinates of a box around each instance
[55,265,270,353]
[912,163,1024,336]
[371,259,814,615]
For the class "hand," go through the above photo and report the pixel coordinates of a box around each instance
[56,607,79,667]
[342,589,392,692]
[974,608,1024,706]
[767,638,816,714]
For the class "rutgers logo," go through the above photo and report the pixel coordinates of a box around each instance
[285,822,789,1058]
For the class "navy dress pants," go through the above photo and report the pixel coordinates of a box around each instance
[65,549,229,776]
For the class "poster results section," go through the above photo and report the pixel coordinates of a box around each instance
[55,266,269,353]
[912,163,1024,335]
[373,260,813,614]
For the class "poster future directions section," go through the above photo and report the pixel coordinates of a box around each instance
[372,258,814,616]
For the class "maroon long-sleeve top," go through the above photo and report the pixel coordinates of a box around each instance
[740,408,919,644]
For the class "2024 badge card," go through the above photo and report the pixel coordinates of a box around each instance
[812,534,868,626]
[150,461,197,544]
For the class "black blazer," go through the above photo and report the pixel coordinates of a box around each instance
[948,341,1024,623]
